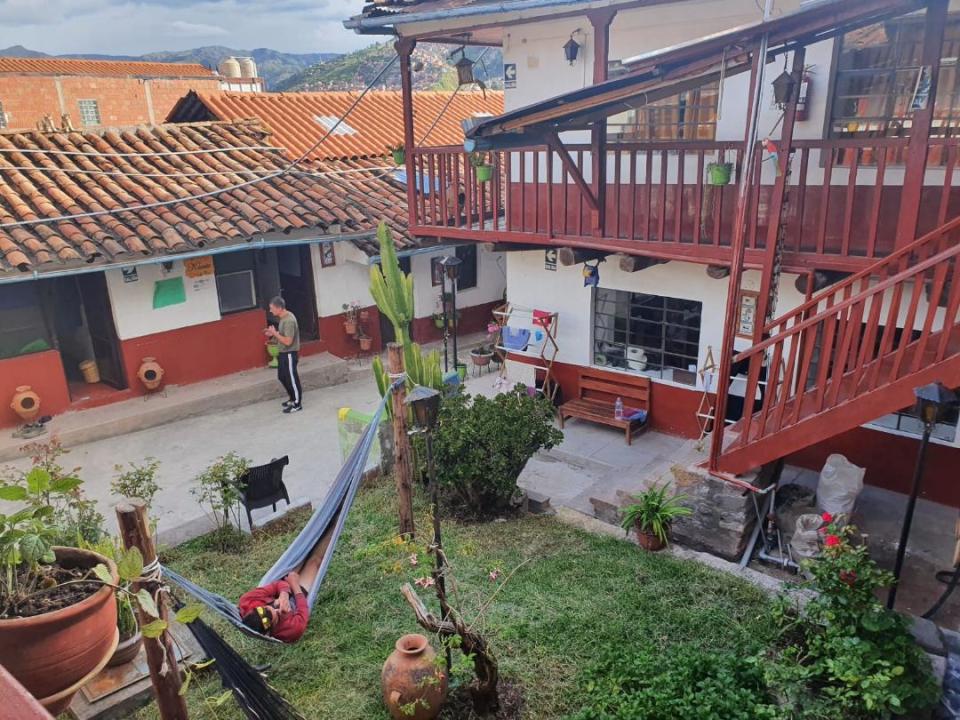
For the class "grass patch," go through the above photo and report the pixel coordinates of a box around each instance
[136,477,773,719]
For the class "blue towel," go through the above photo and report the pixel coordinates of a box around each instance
[501,326,531,350]
[626,409,648,423]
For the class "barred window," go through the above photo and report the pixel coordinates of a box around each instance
[77,99,101,127]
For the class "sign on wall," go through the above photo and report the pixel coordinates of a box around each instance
[504,63,517,89]
[121,267,139,283]
[544,248,557,271]
[184,256,214,278]
[736,290,759,339]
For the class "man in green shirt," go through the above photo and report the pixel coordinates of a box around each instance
[266,296,303,413]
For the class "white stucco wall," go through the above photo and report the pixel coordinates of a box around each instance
[105,260,221,340]
[410,245,507,319]
[311,242,376,318]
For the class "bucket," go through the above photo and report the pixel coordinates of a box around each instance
[707,162,733,186]
[475,164,494,183]
[79,360,100,384]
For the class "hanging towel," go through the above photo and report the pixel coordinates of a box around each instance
[501,326,531,351]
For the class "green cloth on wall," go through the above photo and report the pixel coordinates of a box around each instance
[153,277,186,309]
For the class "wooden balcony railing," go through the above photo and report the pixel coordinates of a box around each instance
[410,137,960,266]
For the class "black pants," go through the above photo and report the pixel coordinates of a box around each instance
[278,351,303,406]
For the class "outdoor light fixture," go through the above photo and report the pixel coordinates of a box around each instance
[887,381,959,610]
[438,255,462,281]
[405,384,441,433]
[563,34,582,65]
[453,47,476,86]
[772,69,796,107]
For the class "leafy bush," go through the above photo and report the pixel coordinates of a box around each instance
[763,522,940,719]
[429,385,563,519]
[111,457,161,506]
[190,453,250,550]
[569,644,778,720]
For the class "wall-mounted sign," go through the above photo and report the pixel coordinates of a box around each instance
[320,243,336,268]
[184,256,214,278]
[121,267,139,283]
[737,290,759,339]
[504,63,517,89]
[544,248,557,271]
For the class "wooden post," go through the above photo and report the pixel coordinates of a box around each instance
[387,343,416,538]
[397,38,418,230]
[115,500,188,720]
[588,8,616,238]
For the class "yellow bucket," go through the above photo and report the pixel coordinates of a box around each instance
[79,360,100,384]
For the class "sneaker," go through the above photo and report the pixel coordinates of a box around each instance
[283,404,303,414]
[282,400,294,408]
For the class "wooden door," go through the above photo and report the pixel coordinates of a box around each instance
[75,273,127,389]
[277,245,319,341]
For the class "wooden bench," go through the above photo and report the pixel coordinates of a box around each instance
[559,368,651,445]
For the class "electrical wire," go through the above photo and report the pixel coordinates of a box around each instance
[0,145,284,159]
[0,162,396,181]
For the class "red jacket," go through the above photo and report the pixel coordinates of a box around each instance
[237,580,309,644]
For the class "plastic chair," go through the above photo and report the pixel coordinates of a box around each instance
[237,456,290,530]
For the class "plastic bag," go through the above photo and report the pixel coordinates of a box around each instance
[816,453,865,517]
[790,513,824,562]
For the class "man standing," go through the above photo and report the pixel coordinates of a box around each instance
[267,297,303,413]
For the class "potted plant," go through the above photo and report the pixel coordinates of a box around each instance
[469,151,494,183]
[388,142,406,167]
[0,465,119,714]
[433,312,447,329]
[343,302,360,336]
[265,338,280,368]
[620,482,691,551]
[358,333,373,352]
[706,161,733,186]
[470,345,495,367]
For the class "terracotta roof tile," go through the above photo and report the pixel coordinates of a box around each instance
[0,57,215,78]
[185,90,503,161]
[0,119,421,275]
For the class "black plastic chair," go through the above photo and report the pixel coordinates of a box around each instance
[237,456,290,530]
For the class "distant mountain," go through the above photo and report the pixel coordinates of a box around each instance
[278,41,504,92]
[0,45,341,90]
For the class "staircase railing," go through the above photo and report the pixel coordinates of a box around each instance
[711,216,960,468]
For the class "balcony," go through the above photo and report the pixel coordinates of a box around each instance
[409,137,960,272]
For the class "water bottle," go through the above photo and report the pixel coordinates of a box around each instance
[614,397,624,420]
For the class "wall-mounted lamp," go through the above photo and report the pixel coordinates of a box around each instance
[771,69,796,108]
[453,47,476,86]
[563,32,582,65]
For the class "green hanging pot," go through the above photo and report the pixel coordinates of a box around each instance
[706,162,733,186]
[391,148,405,166]
[474,164,494,183]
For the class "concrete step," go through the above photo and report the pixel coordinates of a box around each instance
[0,353,350,462]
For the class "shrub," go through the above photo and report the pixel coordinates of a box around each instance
[619,482,691,545]
[763,521,940,719]
[568,644,778,720]
[429,385,563,519]
[190,453,250,550]
[111,457,161,506]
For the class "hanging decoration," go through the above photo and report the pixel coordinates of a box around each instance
[582,259,602,287]
[564,33,582,65]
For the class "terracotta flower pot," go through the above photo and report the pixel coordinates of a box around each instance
[344,319,358,336]
[635,524,666,552]
[137,357,164,392]
[11,385,41,423]
[359,336,373,351]
[107,629,143,667]
[471,351,493,367]
[0,547,119,715]
[382,633,447,720]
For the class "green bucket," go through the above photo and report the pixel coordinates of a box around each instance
[707,162,733,186]
[475,164,494,183]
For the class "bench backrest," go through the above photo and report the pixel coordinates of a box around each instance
[578,368,650,410]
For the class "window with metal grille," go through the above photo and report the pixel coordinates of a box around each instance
[829,16,960,142]
[606,74,719,142]
[0,101,7,130]
[214,252,259,314]
[77,99,101,127]
[593,289,701,386]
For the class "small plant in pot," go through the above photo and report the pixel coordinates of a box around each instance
[343,301,361,336]
[470,344,495,367]
[388,142,405,167]
[620,482,691,551]
[469,151,494,183]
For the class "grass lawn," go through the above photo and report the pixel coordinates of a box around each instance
[135,478,774,719]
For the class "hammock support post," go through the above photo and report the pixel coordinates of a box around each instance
[116,499,190,720]
[388,342,416,538]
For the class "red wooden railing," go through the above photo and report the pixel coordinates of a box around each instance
[711,215,960,474]
[410,137,960,265]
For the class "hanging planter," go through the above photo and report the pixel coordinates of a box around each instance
[706,162,733,186]
[469,151,493,183]
[359,335,373,352]
[388,144,405,166]
[137,357,164,392]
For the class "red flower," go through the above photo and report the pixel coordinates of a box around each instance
[824,534,841,547]
[821,512,833,523]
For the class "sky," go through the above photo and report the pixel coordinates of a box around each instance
[0,0,379,56]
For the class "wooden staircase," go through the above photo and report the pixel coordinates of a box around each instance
[712,216,960,475]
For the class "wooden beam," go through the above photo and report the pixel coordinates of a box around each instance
[547,132,599,212]
[387,343,415,538]
[397,38,418,231]
[589,8,617,239]
[619,254,664,272]
[558,247,610,266]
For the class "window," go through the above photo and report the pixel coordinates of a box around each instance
[455,245,477,290]
[593,289,702,385]
[870,399,958,443]
[77,99,101,127]
[0,101,7,130]
[0,284,52,359]
[829,16,960,141]
[606,78,719,142]
[214,252,258,314]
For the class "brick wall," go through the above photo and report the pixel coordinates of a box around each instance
[0,75,221,129]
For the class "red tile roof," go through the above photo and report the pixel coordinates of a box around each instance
[0,57,215,79]
[0,119,418,275]
[181,90,503,161]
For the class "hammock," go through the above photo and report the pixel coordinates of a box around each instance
[164,389,391,643]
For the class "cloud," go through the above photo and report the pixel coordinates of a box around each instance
[167,20,230,37]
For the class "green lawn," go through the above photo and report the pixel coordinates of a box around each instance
[136,478,773,719]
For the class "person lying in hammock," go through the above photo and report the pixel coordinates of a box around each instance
[238,544,326,643]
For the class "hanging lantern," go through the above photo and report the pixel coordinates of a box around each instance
[772,70,796,108]
[914,382,958,430]
[564,35,581,65]
[583,261,600,287]
[454,48,476,86]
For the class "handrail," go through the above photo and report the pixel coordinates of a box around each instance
[760,213,960,334]
[737,237,960,362]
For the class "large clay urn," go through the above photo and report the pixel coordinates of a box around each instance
[382,633,448,720]
[137,357,164,391]
[0,547,119,715]
[11,385,41,423]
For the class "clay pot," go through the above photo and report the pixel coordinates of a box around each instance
[359,336,373,351]
[11,385,41,423]
[634,525,666,552]
[470,350,493,367]
[382,634,448,720]
[137,357,164,391]
[344,319,358,336]
[107,629,143,667]
[359,310,371,322]
[0,547,119,715]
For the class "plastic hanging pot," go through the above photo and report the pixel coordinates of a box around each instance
[391,148,405,166]
[474,164,494,183]
[706,162,733,186]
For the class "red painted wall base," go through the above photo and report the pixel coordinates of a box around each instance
[0,350,72,428]
[411,299,501,345]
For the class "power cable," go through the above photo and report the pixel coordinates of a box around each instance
[0,145,284,159]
